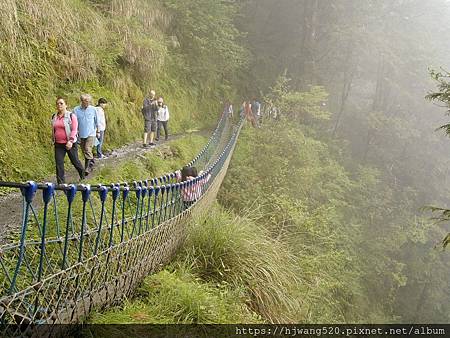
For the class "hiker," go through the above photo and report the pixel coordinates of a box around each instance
[223,100,233,118]
[175,166,211,209]
[73,94,99,175]
[244,100,256,128]
[156,97,170,141]
[251,97,261,126]
[142,89,157,148]
[95,97,107,159]
[52,97,85,184]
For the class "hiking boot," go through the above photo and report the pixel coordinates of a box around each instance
[84,159,95,175]
[84,159,90,176]
[142,143,148,148]
[149,143,156,148]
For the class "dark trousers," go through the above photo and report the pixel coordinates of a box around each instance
[157,120,169,140]
[55,143,85,184]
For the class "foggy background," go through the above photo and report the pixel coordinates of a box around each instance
[236,0,450,322]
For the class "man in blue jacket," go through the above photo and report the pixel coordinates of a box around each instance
[74,94,100,175]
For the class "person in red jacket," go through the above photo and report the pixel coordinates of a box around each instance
[244,100,256,128]
[52,97,85,184]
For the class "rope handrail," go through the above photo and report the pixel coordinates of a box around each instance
[0,114,244,329]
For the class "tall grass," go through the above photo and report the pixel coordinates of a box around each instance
[91,269,259,324]
[178,204,304,323]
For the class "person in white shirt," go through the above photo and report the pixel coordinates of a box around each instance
[95,97,107,158]
[223,100,233,119]
[155,97,170,141]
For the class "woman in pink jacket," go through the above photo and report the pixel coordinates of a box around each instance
[52,97,85,184]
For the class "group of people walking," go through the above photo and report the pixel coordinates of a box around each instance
[222,98,263,127]
[142,89,170,148]
[51,89,171,184]
[52,94,107,184]
[240,98,262,128]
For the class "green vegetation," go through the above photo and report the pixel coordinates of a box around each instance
[91,268,257,324]
[424,70,450,248]
[177,204,301,323]
[220,87,450,322]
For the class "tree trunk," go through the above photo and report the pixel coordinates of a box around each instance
[332,65,354,137]
[372,54,386,112]
[362,129,374,164]
[299,0,319,88]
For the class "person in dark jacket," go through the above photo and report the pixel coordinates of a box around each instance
[142,89,158,148]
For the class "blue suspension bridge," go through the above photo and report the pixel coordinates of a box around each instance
[0,114,242,333]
